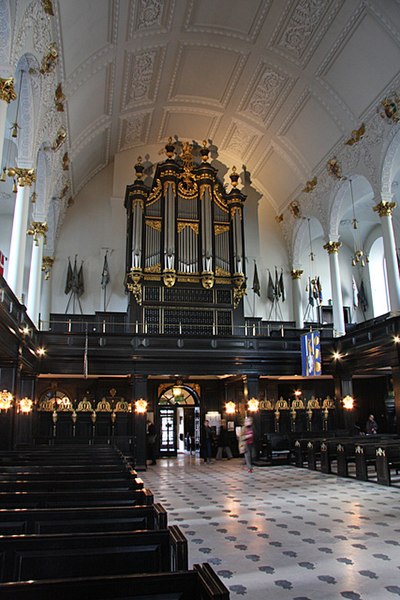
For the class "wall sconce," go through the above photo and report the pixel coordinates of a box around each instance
[225,401,236,414]
[0,389,13,411]
[248,397,259,412]
[294,389,302,397]
[36,347,46,356]
[394,335,400,344]
[332,351,342,360]
[18,397,33,414]
[342,395,354,410]
[135,398,148,413]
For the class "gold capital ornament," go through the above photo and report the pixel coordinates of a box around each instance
[290,269,303,280]
[42,256,54,280]
[0,77,17,103]
[323,241,342,254]
[7,167,36,187]
[27,221,48,245]
[373,200,396,218]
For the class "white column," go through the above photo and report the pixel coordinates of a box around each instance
[40,257,54,331]
[0,77,16,171]
[324,241,345,337]
[291,269,304,329]
[373,200,400,313]
[7,182,31,300]
[26,223,47,326]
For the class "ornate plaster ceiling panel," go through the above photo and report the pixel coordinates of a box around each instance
[222,121,261,163]
[240,62,295,126]
[159,108,220,142]
[269,0,341,66]
[118,111,152,152]
[279,91,343,170]
[319,10,400,117]
[184,0,270,42]
[168,43,247,108]
[68,68,110,141]
[58,0,113,75]
[253,146,302,213]
[127,0,175,38]
[121,46,166,110]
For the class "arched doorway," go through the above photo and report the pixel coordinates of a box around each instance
[157,384,200,457]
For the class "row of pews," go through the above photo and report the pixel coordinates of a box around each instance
[292,432,400,486]
[0,445,229,599]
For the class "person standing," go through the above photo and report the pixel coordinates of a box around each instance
[243,417,254,472]
[203,419,213,463]
[216,423,233,459]
[366,414,378,435]
[147,420,157,465]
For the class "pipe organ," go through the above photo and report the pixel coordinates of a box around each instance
[124,139,247,335]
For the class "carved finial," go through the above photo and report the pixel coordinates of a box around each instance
[134,156,144,179]
[230,166,239,188]
[200,140,209,162]
[164,137,175,159]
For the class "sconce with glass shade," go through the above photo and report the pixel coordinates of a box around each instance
[225,401,236,414]
[342,395,354,410]
[18,397,33,414]
[135,398,148,413]
[0,390,13,411]
[248,397,259,412]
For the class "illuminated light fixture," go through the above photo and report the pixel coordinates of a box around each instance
[394,335,400,344]
[18,397,33,414]
[172,384,183,398]
[342,395,354,410]
[225,401,236,414]
[332,351,342,360]
[349,178,369,268]
[248,397,259,412]
[21,326,30,335]
[36,347,46,356]
[135,398,148,413]
[294,389,302,397]
[0,389,13,412]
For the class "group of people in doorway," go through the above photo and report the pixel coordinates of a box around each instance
[203,417,254,471]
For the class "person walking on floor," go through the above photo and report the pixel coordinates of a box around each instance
[203,419,213,463]
[243,417,254,472]
[147,420,157,465]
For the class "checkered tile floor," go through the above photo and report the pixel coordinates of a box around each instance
[142,455,400,600]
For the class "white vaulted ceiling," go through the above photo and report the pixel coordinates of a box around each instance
[55,0,400,214]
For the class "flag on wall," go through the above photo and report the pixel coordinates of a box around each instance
[252,262,260,296]
[267,271,275,302]
[0,250,5,277]
[308,277,314,306]
[301,331,322,376]
[64,257,73,294]
[101,253,110,289]
[279,269,285,302]
[358,280,368,312]
[352,275,359,308]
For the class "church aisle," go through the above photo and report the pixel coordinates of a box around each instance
[142,455,400,600]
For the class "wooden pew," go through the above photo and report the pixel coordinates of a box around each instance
[0,503,167,535]
[0,487,154,508]
[0,476,143,492]
[375,445,400,485]
[0,526,187,582]
[0,564,229,600]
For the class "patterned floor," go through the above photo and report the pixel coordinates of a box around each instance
[141,455,400,600]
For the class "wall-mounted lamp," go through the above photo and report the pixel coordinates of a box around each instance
[18,397,33,414]
[342,395,354,410]
[225,401,236,414]
[0,389,13,412]
[294,389,302,397]
[332,351,342,360]
[248,397,259,412]
[394,335,400,344]
[36,347,46,356]
[135,398,148,413]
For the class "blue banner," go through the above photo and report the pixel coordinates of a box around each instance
[301,331,322,376]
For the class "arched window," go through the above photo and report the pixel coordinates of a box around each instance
[369,237,389,316]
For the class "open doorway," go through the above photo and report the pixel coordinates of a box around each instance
[157,385,200,457]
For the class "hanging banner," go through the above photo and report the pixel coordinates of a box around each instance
[301,331,322,376]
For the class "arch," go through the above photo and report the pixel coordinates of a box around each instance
[291,215,324,267]
[381,126,400,198]
[13,53,41,164]
[158,384,199,406]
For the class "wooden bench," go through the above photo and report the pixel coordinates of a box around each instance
[0,487,154,508]
[0,563,229,599]
[375,444,400,485]
[0,526,187,582]
[0,503,167,535]
[0,476,143,492]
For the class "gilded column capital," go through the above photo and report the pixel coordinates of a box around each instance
[0,77,17,103]
[27,221,48,245]
[323,241,342,254]
[290,269,303,280]
[7,167,36,187]
[42,256,54,280]
[373,200,396,217]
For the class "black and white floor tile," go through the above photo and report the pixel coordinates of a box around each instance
[142,455,400,600]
